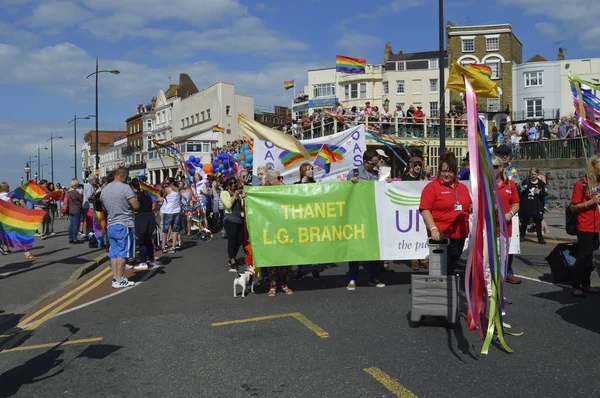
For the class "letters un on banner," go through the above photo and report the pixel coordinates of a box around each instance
[253,125,366,184]
[245,181,520,267]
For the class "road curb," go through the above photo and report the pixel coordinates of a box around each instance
[65,253,109,286]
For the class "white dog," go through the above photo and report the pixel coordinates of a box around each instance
[233,266,257,298]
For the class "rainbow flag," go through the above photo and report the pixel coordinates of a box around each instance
[212,125,225,133]
[469,64,492,79]
[336,55,366,74]
[0,199,46,251]
[9,180,49,203]
[284,80,295,90]
[313,145,347,174]
[139,181,160,202]
[93,210,106,234]
[279,144,323,168]
[44,190,63,201]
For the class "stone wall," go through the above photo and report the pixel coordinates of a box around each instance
[513,158,587,210]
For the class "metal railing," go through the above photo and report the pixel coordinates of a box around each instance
[510,137,590,160]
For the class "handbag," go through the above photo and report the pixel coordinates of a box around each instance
[61,190,69,214]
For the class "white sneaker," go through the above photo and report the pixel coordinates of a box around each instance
[134,263,148,271]
[112,278,135,288]
[347,280,356,291]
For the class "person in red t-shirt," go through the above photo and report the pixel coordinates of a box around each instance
[492,156,521,284]
[420,152,472,275]
[569,155,600,297]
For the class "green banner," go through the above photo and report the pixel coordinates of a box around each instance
[245,181,380,267]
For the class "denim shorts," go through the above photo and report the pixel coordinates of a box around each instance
[162,212,182,234]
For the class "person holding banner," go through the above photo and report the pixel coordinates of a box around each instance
[419,152,472,275]
[264,170,293,296]
[293,163,320,280]
[347,149,385,290]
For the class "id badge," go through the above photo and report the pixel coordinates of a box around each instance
[454,204,463,211]
[240,211,245,218]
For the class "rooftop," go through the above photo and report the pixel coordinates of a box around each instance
[388,50,447,62]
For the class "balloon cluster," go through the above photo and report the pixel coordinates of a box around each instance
[185,155,214,176]
[236,143,254,168]
[211,153,239,177]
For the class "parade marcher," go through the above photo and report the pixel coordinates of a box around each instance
[264,170,293,297]
[419,152,472,275]
[0,182,36,259]
[519,167,547,245]
[492,156,521,284]
[62,178,83,244]
[179,180,194,236]
[130,178,160,270]
[569,155,600,297]
[347,149,385,290]
[161,177,182,253]
[46,182,57,236]
[293,163,321,280]
[100,167,139,289]
[193,173,209,231]
[82,176,98,237]
[221,177,246,272]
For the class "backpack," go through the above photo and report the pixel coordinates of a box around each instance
[565,179,587,236]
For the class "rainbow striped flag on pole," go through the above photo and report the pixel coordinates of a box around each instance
[8,180,49,203]
[284,80,295,90]
[336,55,366,74]
[139,180,160,202]
[0,199,46,250]
[212,125,225,133]
[469,64,493,79]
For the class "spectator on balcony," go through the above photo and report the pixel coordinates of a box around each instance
[393,104,405,124]
[406,105,415,122]
[335,102,344,115]
[539,119,551,140]
[568,120,579,137]
[558,116,569,139]
[413,106,424,125]
[527,122,538,141]
[549,120,559,139]
[510,129,520,159]
[381,105,392,133]
[364,102,374,116]
[447,105,458,121]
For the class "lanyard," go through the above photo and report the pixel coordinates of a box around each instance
[443,184,460,205]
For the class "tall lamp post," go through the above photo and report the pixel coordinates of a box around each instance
[438,0,446,153]
[48,133,63,184]
[24,163,31,181]
[68,114,94,180]
[86,58,120,176]
[20,177,24,186]
[37,145,48,181]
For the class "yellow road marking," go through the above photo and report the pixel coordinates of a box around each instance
[0,272,112,351]
[363,367,418,398]
[212,312,329,338]
[289,312,329,338]
[18,266,112,328]
[0,337,103,354]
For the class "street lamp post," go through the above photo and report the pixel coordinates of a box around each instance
[24,163,31,181]
[34,172,39,182]
[37,145,48,181]
[438,0,446,153]
[86,58,120,176]
[48,133,63,184]
[68,114,94,180]
[20,177,24,186]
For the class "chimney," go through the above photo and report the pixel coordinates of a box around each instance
[558,47,565,61]
[151,97,157,109]
[397,50,403,55]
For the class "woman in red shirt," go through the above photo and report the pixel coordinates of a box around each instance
[492,156,521,284]
[420,152,472,275]
[569,155,600,297]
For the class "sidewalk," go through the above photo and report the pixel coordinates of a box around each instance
[0,219,107,317]
[526,210,575,243]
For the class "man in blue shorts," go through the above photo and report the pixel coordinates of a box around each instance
[100,167,140,288]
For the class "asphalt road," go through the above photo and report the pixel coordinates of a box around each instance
[1,236,599,398]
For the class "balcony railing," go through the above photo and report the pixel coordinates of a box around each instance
[509,137,590,160]
[512,109,561,122]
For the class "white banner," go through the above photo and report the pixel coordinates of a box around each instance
[375,181,520,260]
[253,125,367,184]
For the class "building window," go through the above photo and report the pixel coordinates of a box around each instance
[186,141,202,152]
[486,37,499,51]
[226,128,232,134]
[429,59,438,70]
[462,38,475,52]
[487,98,501,112]
[429,79,438,93]
[226,106,231,116]
[524,71,543,87]
[396,80,405,94]
[147,120,152,130]
[429,102,439,117]
[206,109,211,119]
[344,82,367,100]
[396,61,405,71]
[460,59,475,67]
[383,81,389,95]
[526,99,543,118]
[487,61,500,79]
[412,79,422,94]
[373,65,380,71]
[312,83,336,98]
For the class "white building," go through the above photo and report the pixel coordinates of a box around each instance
[98,138,127,177]
[560,57,600,118]
[512,55,561,122]
[146,81,254,184]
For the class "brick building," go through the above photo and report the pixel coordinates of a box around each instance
[254,105,292,128]
[81,130,126,178]
[446,22,522,130]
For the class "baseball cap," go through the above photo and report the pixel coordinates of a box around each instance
[494,145,511,154]
[376,149,389,158]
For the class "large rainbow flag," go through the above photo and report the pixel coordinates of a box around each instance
[336,55,366,74]
[278,144,323,168]
[0,200,46,250]
[139,181,160,202]
[8,180,49,203]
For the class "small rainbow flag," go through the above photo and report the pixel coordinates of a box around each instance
[469,64,492,79]
[336,55,366,74]
[284,80,295,90]
[279,144,323,168]
[212,125,225,133]
[0,199,46,251]
[314,145,347,174]
[94,210,107,234]
[139,180,160,202]
[9,180,49,203]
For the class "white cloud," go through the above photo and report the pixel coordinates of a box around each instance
[0,22,39,47]
[535,22,559,38]
[336,32,383,55]
[26,0,93,28]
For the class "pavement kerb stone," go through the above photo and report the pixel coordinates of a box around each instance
[65,253,109,286]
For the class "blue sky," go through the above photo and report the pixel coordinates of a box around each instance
[0,0,598,187]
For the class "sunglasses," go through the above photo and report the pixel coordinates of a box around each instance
[277,176,284,181]
[411,163,422,167]
[493,165,500,169]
